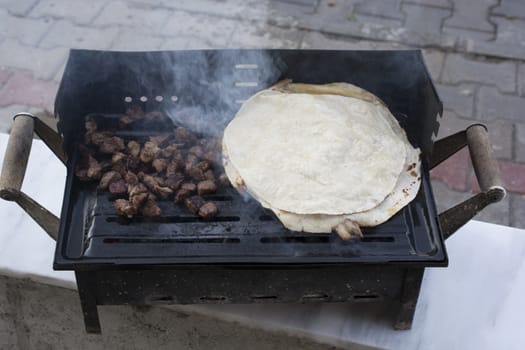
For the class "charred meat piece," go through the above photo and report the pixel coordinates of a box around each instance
[188,145,204,158]
[174,188,192,203]
[165,158,181,177]
[149,133,172,147]
[197,180,217,196]
[109,179,128,196]
[335,219,363,240]
[87,155,102,180]
[87,131,112,146]
[127,140,141,158]
[181,182,196,192]
[165,174,185,190]
[152,158,168,173]
[128,182,148,196]
[141,173,173,199]
[140,141,161,163]
[125,171,139,186]
[186,166,206,182]
[204,169,215,181]
[141,194,161,217]
[184,195,206,215]
[99,136,125,154]
[202,151,220,165]
[115,199,137,218]
[112,152,127,163]
[173,127,197,144]
[98,171,122,190]
[160,144,179,158]
[198,202,218,220]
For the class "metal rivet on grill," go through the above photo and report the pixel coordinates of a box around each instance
[171,95,178,102]
[140,96,148,102]
[155,95,163,102]
[124,96,132,103]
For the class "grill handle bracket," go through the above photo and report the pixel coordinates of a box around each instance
[430,124,506,239]
[0,113,64,240]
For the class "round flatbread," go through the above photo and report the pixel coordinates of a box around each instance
[222,81,421,232]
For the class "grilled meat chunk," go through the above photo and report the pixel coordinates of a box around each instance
[98,171,122,190]
[141,194,161,217]
[174,188,192,203]
[115,199,137,218]
[149,133,172,147]
[181,182,196,192]
[99,136,125,154]
[173,126,197,143]
[109,179,128,196]
[125,171,139,186]
[140,141,160,163]
[188,145,204,158]
[204,169,215,181]
[165,174,185,190]
[141,173,173,199]
[87,155,102,180]
[152,158,168,173]
[127,140,141,158]
[197,180,217,196]
[198,202,218,220]
[184,195,205,215]
[119,106,145,127]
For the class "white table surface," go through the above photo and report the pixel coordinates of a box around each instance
[1,132,524,350]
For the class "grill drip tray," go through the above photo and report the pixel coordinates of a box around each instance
[60,158,445,266]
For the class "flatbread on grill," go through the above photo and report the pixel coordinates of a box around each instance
[222,81,421,234]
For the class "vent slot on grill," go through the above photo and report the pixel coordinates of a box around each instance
[103,237,241,244]
[302,293,330,301]
[105,216,241,224]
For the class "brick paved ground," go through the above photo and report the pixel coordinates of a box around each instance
[0,0,523,229]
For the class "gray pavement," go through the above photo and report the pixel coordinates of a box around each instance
[0,0,523,225]
[0,1,523,223]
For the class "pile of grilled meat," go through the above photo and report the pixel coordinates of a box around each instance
[74,107,229,220]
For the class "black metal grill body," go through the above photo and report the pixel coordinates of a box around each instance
[53,49,445,333]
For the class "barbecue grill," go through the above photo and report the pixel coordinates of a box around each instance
[0,49,506,333]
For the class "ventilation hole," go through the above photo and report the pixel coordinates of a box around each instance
[103,237,240,244]
[353,294,380,300]
[200,296,226,302]
[259,215,274,221]
[139,96,148,102]
[171,95,178,102]
[149,295,174,303]
[235,82,258,87]
[361,236,395,242]
[124,96,133,103]
[105,216,241,224]
[260,236,330,243]
[251,295,278,300]
[155,95,163,102]
[411,205,421,226]
[235,64,258,69]
[302,293,329,301]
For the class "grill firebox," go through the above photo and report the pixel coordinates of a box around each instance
[0,49,505,334]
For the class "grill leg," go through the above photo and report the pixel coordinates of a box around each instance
[76,272,101,334]
[394,268,424,330]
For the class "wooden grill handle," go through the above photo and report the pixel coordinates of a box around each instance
[0,113,61,240]
[431,124,506,239]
